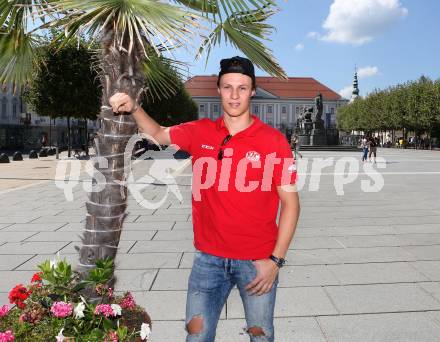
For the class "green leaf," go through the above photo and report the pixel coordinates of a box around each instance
[102,318,115,331]
[116,326,128,340]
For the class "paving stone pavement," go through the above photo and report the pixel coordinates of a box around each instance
[1,148,440,341]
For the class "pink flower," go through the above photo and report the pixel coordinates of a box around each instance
[50,301,73,318]
[104,330,119,342]
[108,287,114,299]
[120,292,136,310]
[0,330,15,342]
[94,304,116,318]
[0,305,10,318]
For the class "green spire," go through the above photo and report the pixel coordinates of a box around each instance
[351,66,359,102]
[352,67,359,96]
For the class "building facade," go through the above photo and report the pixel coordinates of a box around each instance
[184,76,347,131]
[0,84,97,150]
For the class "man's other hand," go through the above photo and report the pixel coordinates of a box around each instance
[245,259,279,296]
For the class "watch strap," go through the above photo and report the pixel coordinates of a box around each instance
[269,254,286,268]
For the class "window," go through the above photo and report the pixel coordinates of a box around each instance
[296,107,300,115]
[281,106,287,114]
[267,105,273,114]
[253,105,259,114]
[1,97,7,119]
[213,104,220,113]
[199,104,205,113]
[330,107,335,114]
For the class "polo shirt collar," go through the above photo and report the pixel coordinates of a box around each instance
[215,114,262,137]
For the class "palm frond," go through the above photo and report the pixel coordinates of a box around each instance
[142,55,189,103]
[0,28,43,93]
[173,0,217,15]
[211,0,275,19]
[197,6,286,78]
[53,0,200,57]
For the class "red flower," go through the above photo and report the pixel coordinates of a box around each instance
[31,272,42,283]
[8,284,31,309]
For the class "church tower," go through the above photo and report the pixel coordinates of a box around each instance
[350,67,360,102]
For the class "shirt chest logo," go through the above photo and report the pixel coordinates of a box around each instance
[246,151,261,162]
[288,163,297,173]
[201,144,214,150]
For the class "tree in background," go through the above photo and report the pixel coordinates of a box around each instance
[337,76,440,147]
[24,38,101,156]
[142,59,197,126]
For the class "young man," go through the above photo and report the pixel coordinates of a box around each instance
[109,56,300,342]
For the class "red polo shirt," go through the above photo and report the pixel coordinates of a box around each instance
[169,115,296,259]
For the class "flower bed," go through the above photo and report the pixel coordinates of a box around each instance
[0,258,151,341]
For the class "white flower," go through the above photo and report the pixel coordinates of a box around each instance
[111,304,122,316]
[140,322,151,341]
[74,302,85,319]
[50,252,61,268]
[55,328,65,342]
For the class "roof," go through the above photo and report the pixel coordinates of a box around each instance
[184,76,342,100]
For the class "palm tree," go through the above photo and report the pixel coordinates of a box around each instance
[0,0,286,292]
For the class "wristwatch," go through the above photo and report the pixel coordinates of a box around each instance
[269,255,286,268]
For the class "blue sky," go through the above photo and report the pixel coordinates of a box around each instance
[175,0,440,99]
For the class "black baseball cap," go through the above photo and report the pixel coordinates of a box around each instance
[217,56,256,88]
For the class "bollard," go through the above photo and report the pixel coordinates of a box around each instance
[56,146,59,160]
[12,151,23,161]
[0,153,10,163]
[29,150,38,159]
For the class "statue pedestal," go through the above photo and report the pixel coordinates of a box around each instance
[310,133,327,145]
[299,135,310,146]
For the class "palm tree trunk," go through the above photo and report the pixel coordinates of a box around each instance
[77,27,145,296]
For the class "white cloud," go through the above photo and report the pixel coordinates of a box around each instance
[339,85,353,99]
[357,65,379,78]
[307,31,320,39]
[320,0,408,45]
[295,43,304,51]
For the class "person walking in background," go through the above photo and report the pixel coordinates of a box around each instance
[41,134,47,148]
[291,134,302,160]
[361,136,369,162]
[368,136,377,163]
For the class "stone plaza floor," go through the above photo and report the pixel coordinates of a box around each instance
[1,148,440,341]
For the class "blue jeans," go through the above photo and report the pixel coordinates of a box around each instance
[362,147,369,161]
[186,251,278,342]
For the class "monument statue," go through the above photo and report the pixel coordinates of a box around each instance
[315,93,323,119]
[313,92,324,129]
[295,92,338,146]
[296,106,313,134]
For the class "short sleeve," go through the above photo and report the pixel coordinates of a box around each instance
[273,135,297,186]
[169,120,199,155]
